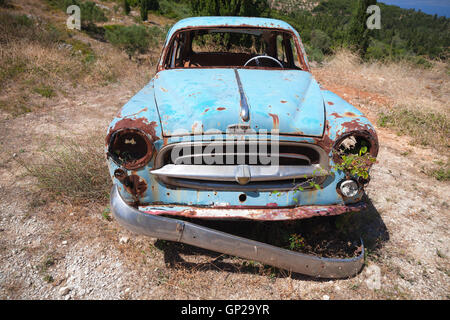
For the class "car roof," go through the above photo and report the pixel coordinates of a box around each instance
[165,16,299,43]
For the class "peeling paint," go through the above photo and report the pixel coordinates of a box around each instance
[268,113,279,130]
[140,202,366,221]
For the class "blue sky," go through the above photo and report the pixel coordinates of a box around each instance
[381,0,450,17]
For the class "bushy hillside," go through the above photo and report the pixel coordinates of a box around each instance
[145,0,450,62]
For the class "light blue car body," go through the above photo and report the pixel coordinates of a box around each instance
[106,17,378,220]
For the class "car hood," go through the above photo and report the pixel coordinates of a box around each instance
[154,68,325,137]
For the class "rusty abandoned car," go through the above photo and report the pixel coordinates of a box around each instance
[106,17,379,278]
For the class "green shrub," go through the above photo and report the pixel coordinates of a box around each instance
[430,166,450,181]
[33,85,56,98]
[127,0,140,7]
[304,44,324,63]
[0,12,70,46]
[310,29,331,54]
[104,24,161,58]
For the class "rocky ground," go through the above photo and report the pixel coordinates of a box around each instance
[0,72,448,300]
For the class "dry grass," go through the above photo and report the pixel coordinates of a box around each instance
[316,48,450,152]
[20,132,111,202]
[0,10,154,116]
[377,107,449,150]
[321,48,449,115]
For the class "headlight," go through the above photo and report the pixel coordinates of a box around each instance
[339,179,359,197]
[107,129,154,169]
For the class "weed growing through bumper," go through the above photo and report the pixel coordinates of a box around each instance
[334,146,377,180]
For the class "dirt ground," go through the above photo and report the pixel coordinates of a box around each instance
[0,68,448,300]
[0,0,449,300]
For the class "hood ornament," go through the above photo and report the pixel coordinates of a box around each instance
[234,69,250,122]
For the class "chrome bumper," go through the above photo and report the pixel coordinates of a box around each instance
[110,185,365,278]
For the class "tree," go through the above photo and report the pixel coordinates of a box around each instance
[147,0,159,11]
[140,0,159,21]
[123,0,130,15]
[140,0,148,21]
[347,0,377,57]
[191,0,270,17]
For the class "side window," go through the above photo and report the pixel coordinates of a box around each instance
[276,34,287,64]
[165,32,188,68]
[290,38,302,68]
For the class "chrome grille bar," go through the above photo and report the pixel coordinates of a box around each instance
[151,164,328,182]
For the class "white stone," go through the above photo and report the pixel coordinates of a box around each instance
[59,286,70,296]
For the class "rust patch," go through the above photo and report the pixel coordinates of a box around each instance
[268,113,279,130]
[330,112,343,119]
[327,101,334,105]
[107,128,155,170]
[216,107,226,111]
[280,100,287,104]
[344,112,357,117]
[142,202,367,221]
[124,174,147,198]
[313,120,334,154]
[160,87,168,92]
[106,117,159,145]
[331,121,380,163]
[121,107,148,119]
[106,117,160,169]
[115,169,147,198]
[192,121,204,133]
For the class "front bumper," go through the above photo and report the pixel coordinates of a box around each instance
[138,201,367,221]
[110,185,365,278]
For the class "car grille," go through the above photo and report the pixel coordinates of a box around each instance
[152,141,329,191]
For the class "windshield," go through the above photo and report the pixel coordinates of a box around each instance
[163,28,305,70]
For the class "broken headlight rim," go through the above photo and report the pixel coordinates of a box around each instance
[107,128,154,170]
[332,132,375,164]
